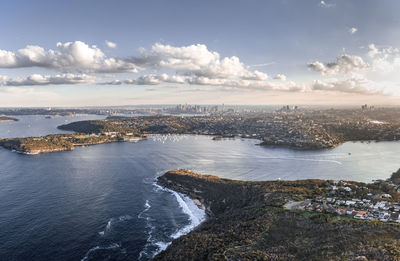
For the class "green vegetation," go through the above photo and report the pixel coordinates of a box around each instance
[0,116,19,122]
[154,170,400,261]
[0,133,146,154]
[58,117,192,134]
[58,112,400,151]
[58,120,135,133]
[390,169,400,184]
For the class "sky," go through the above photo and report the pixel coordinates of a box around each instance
[1,0,400,107]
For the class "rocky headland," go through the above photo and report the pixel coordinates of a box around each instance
[0,116,19,122]
[155,169,400,260]
[0,133,147,154]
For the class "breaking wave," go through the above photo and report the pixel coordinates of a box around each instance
[138,182,206,259]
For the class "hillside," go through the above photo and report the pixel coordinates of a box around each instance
[155,170,400,261]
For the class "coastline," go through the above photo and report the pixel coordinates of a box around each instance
[1,130,400,156]
[150,179,208,258]
[152,169,400,260]
[0,134,147,155]
[0,116,19,122]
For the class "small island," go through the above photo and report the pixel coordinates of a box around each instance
[0,116,19,122]
[0,133,147,154]
[155,169,400,260]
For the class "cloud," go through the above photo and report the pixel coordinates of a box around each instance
[311,77,382,95]
[249,62,276,67]
[143,43,269,81]
[319,1,335,8]
[0,73,95,86]
[99,74,187,86]
[0,41,276,90]
[105,41,117,49]
[186,76,304,92]
[308,54,368,75]
[98,79,123,85]
[0,41,137,73]
[310,44,400,76]
[367,44,380,57]
[0,41,391,96]
[273,74,287,81]
[99,73,304,92]
[306,45,400,95]
[135,75,163,85]
[349,27,358,34]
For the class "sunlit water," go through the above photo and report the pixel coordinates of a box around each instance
[0,115,106,138]
[1,116,400,260]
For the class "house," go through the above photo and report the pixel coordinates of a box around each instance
[343,186,352,192]
[326,197,335,203]
[379,212,390,222]
[345,200,356,206]
[390,212,400,222]
[382,193,392,199]
[354,211,368,219]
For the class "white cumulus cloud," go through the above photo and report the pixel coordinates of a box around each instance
[273,74,287,81]
[146,43,269,80]
[0,41,137,73]
[0,73,95,86]
[311,77,381,95]
[319,1,335,8]
[308,54,368,75]
[105,41,117,49]
[349,27,358,34]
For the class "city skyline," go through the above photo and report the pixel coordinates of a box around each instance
[1,0,400,106]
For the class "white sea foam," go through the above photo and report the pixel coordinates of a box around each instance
[81,243,121,261]
[139,182,206,259]
[152,183,206,242]
[99,215,133,236]
[153,241,172,256]
[138,200,157,260]
[118,215,133,222]
[167,188,206,239]
[138,200,151,219]
[105,220,112,231]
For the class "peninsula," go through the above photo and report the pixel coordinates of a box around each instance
[3,107,400,154]
[0,133,147,154]
[0,116,19,122]
[155,169,400,260]
[58,107,400,150]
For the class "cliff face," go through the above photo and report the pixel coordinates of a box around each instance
[155,170,400,261]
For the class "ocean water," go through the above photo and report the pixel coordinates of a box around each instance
[1,116,400,260]
[0,115,106,138]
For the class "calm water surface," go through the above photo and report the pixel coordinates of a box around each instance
[1,116,400,260]
[0,115,106,138]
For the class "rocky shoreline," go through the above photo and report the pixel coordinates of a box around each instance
[0,116,19,122]
[157,171,215,219]
[57,112,400,151]
[154,169,400,260]
[258,139,340,150]
[0,133,147,154]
